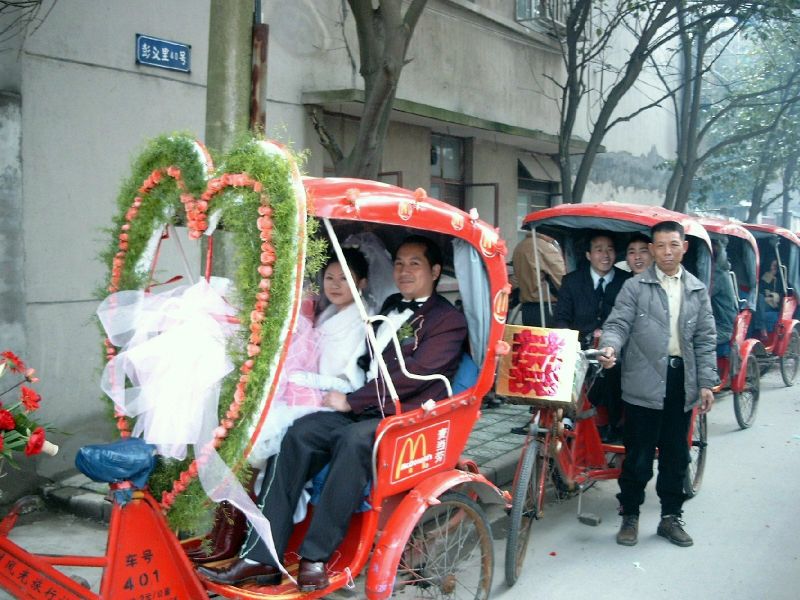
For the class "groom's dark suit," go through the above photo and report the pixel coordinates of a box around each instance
[554,265,630,429]
[244,293,467,565]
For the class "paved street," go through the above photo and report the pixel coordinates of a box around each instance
[2,368,799,599]
[490,367,800,599]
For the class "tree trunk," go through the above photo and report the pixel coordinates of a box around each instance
[205,0,255,153]
[556,0,591,204]
[570,0,679,202]
[314,0,427,179]
[781,150,799,228]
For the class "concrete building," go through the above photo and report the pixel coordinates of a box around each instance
[0,0,675,495]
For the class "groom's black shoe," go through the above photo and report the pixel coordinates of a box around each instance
[196,558,282,586]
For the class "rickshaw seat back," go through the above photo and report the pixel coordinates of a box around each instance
[307,352,477,514]
[75,437,156,488]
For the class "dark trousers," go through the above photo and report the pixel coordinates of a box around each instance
[617,363,692,517]
[521,302,554,327]
[244,411,380,565]
[588,363,623,429]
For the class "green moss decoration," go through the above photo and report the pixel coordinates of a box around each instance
[100,134,327,533]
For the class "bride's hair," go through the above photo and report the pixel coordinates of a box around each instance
[325,247,369,282]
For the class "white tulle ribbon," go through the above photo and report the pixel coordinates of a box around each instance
[98,278,237,460]
[97,278,306,576]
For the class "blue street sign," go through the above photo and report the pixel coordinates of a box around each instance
[135,34,191,73]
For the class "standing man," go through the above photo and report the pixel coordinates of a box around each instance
[555,232,630,440]
[512,230,566,327]
[598,221,717,548]
[198,235,467,591]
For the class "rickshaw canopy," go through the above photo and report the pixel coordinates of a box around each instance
[743,223,800,300]
[696,216,760,310]
[522,201,713,286]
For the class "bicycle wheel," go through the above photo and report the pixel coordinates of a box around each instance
[780,328,800,386]
[684,411,707,498]
[505,436,539,587]
[733,354,760,429]
[393,491,494,599]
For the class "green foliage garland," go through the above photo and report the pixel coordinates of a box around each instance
[100,134,326,533]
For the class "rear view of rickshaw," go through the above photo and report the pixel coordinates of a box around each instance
[742,224,800,386]
[502,202,710,587]
[0,138,511,600]
[697,217,763,428]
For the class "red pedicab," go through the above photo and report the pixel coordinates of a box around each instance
[742,224,800,386]
[502,202,710,587]
[696,217,762,428]
[0,137,511,600]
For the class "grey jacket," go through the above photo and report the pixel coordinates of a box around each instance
[599,265,718,411]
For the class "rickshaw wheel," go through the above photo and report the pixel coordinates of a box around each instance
[733,354,760,429]
[505,436,539,587]
[393,491,494,599]
[684,412,707,499]
[779,329,800,386]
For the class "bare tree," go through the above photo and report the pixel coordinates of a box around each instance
[544,0,788,204]
[309,0,427,179]
[0,0,55,49]
[661,3,800,213]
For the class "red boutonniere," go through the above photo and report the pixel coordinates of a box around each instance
[398,316,423,350]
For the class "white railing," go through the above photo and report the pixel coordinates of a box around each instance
[516,0,570,29]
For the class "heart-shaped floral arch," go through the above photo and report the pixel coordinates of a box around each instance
[100,134,325,532]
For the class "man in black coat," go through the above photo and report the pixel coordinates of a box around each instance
[554,232,630,439]
[199,235,467,591]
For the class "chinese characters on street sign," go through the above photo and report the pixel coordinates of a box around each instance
[136,34,190,73]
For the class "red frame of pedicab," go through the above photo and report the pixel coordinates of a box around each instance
[696,217,762,394]
[0,177,511,600]
[519,201,712,486]
[742,223,800,359]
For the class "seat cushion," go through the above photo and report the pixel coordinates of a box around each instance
[75,437,156,488]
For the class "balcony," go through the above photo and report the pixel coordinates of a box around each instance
[515,0,570,31]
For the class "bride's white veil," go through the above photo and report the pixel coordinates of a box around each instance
[343,232,398,312]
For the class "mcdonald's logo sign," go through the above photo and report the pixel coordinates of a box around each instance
[391,421,450,484]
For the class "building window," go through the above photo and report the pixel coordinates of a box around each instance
[430,133,465,209]
[517,159,558,242]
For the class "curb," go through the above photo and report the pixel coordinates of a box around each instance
[39,404,531,523]
[41,473,110,523]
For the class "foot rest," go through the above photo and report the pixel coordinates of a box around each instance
[75,437,156,488]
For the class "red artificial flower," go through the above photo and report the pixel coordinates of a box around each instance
[20,386,41,412]
[1,351,25,374]
[24,427,46,456]
[0,409,15,430]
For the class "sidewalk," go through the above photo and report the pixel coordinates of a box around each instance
[39,402,532,522]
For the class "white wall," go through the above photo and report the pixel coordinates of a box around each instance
[18,0,210,477]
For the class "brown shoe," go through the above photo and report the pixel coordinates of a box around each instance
[657,515,693,547]
[616,514,639,546]
[297,559,329,592]
[196,558,282,586]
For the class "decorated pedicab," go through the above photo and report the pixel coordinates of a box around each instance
[742,223,800,386]
[0,136,512,600]
[696,217,762,429]
[500,202,710,587]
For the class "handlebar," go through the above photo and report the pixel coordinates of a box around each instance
[582,349,604,361]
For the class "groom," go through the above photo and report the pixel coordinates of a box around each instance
[198,235,468,591]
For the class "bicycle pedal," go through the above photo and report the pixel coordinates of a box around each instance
[578,513,601,526]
